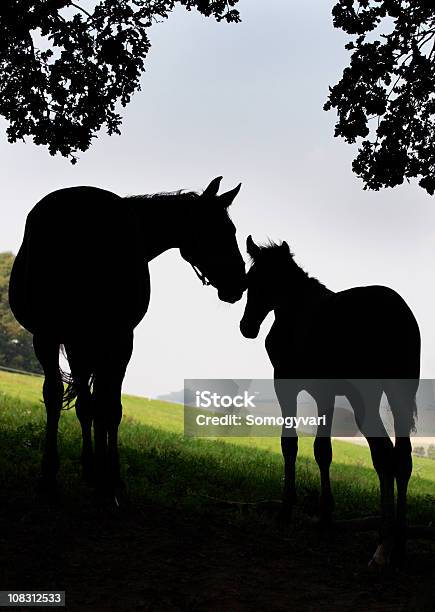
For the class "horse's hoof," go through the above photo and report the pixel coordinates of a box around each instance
[277,502,293,525]
[317,514,334,531]
[36,477,60,503]
[82,466,95,485]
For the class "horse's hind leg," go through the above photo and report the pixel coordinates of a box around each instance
[64,342,94,483]
[350,383,395,567]
[314,390,335,523]
[385,379,417,562]
[93,331,133,501]
[33,334,64,494]
[392,436,412,562]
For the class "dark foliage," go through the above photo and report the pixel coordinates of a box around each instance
[325,1,435,194]
[0,252,42,374]
[0,1,240,162]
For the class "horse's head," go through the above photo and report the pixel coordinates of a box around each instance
[240,236,291,338]
[180,177,246,303]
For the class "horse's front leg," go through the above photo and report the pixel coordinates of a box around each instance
[93,331,133,504]
[33,335,64,495]
[313,392,335,524]
[93,383,124,502]
[275,377,298,520]
[75,393,94,483]
[281,434,298,517]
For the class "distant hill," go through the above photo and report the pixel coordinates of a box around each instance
[0,252,42,374]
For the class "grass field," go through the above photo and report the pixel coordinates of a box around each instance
[1,369,434,522]
[1,370,435,610]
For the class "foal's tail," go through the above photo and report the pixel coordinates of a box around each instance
[59,345,95,410]
[384,379,419,436]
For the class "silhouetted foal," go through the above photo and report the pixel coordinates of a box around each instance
[9,177,245,504]
[240,236,420,567]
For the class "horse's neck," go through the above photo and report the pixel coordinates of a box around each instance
[129,195,185,261]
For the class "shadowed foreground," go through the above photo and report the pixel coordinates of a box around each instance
[1,388,435,610]
[2,490,434,612]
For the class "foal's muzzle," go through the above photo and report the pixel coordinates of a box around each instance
[240,318,260,339]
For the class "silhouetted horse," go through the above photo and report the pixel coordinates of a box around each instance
[9,177,245,502]
[240,236,420,567]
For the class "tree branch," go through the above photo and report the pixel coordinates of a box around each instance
[69,2,93,19]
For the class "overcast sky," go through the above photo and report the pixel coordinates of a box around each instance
[2,1,435,397]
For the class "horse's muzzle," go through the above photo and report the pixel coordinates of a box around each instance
[218,286,245,304]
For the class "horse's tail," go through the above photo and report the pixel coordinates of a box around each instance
[59,345,95,410]
[410,395,418,434]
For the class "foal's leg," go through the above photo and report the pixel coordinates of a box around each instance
[33,335,64,493]
[64,342,94,482]
[92,331,133,500]
[314,391,335,523]
[351,384,395,567]
[275,377,298,519]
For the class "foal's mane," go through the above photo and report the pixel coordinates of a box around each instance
[248,239,293,262]
[251,241,329,293]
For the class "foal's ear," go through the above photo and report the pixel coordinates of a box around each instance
[219,183,242,208]
[281,241,290,254]
[203,176,223,198]
[247,235,260,259]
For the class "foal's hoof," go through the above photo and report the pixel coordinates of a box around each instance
[95,478,127,509]
[319,495,334,521]
[368,544,392,570]
[391,541,407,568]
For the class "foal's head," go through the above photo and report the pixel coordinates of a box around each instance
[240,236,294,338]
[179,176,246,303]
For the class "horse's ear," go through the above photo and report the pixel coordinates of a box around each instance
[281,241,290,253]
[203,176,223,198]
[247,235,260,259]
[219,183,242,208]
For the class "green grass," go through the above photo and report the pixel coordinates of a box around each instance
[1,370,434,524]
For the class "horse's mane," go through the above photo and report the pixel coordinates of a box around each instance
[124,189,232,220]
[124,190,199,204]
[251,241,329,293]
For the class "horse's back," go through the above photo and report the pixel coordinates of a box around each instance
[10,187,149,336]
[266,285,420,379]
